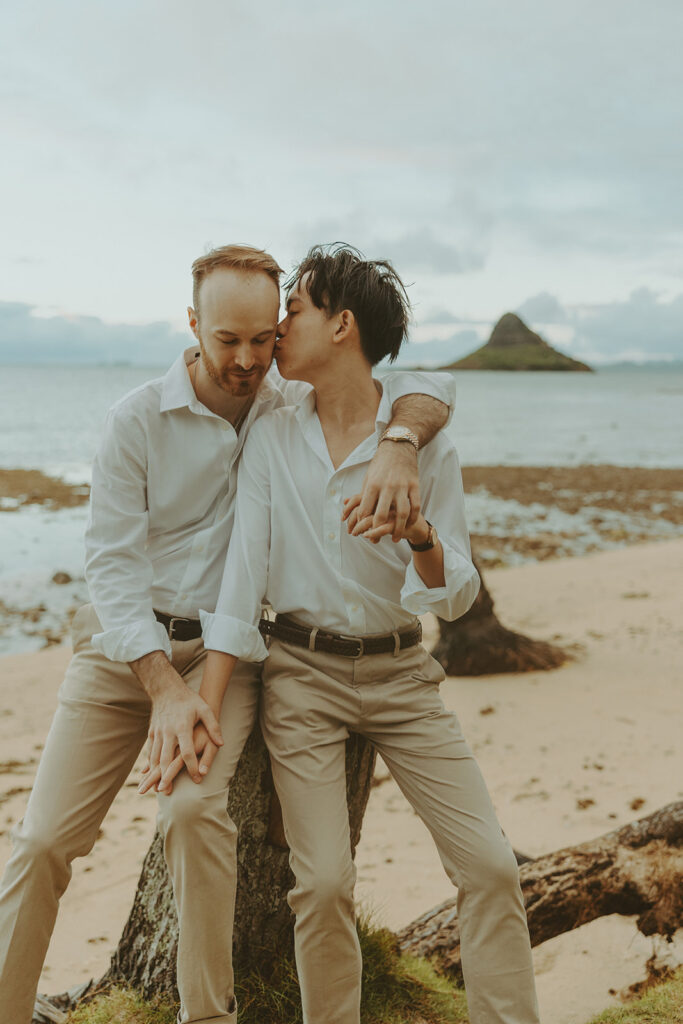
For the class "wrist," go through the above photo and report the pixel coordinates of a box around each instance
[407,519,438,551]
[405,516,430,547]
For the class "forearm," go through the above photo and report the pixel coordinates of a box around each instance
[389,394,449,448]
[406,518,446,588]
[129,649,187,699]
[199,651,238,715]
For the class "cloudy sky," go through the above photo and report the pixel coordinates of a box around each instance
[1,0,682,365]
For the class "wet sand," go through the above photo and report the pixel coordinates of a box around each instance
[1,538,682,1022]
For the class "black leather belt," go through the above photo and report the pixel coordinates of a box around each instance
[154,610,202,642]
[258,614,422,659]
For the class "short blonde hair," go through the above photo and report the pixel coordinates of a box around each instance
[191,244,283,313]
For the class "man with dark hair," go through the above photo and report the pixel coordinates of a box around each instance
[154,245,540,1024]
[0,244,456,1024]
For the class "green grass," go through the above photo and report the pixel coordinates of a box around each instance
[585,967,683,1023]
[66,987,175,1024]
[65,949,683,1024]
[66,919,468,1024]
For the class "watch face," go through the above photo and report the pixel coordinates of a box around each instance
[387,426,410,439]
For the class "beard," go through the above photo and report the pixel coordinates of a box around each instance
[198,338,271,397]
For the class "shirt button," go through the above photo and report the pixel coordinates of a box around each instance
[351,605,358,613]
[328,532,336,540]
[330,487,338,496]
[197,544,204,553]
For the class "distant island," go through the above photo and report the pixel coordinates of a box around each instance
[441,313,593,372]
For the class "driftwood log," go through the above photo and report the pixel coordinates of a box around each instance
[399,800,683,975]
[431,557,568,675]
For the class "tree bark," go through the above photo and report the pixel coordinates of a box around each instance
[431,557,568,675]
[398,800,683,976]
[103,723,376,1000]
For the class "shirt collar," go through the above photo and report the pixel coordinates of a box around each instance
[159,347,200,413]
[160,346,280,415]
[294,379,390,430]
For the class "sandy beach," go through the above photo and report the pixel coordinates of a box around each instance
[1,535,681,1022]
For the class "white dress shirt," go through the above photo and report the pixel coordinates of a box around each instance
[201,387,480,662]
[84,347,456,662]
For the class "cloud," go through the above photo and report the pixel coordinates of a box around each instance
[392,330,481,368]
[0,302,188,365]
[372,228,485,275]
[512,287,683,362]
[516,292,568,324]
[420,309,462,326]
[573,288,683,361]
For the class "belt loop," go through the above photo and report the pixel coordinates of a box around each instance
[308,627,319,652]
[392,630,401,657]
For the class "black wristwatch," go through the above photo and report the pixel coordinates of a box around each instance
[408,520,438,552]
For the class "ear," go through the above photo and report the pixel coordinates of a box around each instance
[187,306,199,339]
[332,309,355,346]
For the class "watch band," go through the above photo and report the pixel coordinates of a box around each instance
[378,425,420,452]
[408,521,437,552]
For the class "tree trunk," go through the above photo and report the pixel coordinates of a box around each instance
[431,557,568,675]
[398,800,683,976]
[102,723,376,1000]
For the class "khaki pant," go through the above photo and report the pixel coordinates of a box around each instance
[261,639,540,1024]
[0,605,260,1024]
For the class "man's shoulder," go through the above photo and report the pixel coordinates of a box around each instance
[106,373,166,421]
[247,405,297,445]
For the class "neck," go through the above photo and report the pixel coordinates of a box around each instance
[190,358,254,423]
[313,358,379,426]
[309,357,381,469]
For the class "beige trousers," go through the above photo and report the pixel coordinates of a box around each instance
[261,639,540,1024]
[0,604,260,1024]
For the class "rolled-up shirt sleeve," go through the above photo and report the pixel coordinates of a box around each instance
[377,369,456,425]
[200,423,271,661]
[85,405,171,662]
[400,439,480,621]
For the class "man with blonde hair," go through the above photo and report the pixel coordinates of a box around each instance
[0,243,456,1024]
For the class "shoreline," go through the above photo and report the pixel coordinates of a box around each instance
[1,463,681,655]
[1,538,682,1023]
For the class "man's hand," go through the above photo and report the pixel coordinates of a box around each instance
[130,651,223,787]
[138,722,219,796]
[344,496,430,545]
[348,441,421,542]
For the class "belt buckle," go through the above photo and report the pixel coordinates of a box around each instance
[168,616,184,640]
[336,633,364,658]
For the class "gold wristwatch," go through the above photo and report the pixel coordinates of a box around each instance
[379,425,420,452]
[408,520,438,551]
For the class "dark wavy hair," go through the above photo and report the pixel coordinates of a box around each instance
[286,243,411,365]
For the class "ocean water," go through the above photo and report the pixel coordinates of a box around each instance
[1,362,681,655]
[1,364,682,481]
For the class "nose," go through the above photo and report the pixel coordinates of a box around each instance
[234,343,256,370]
[277,315,288,338]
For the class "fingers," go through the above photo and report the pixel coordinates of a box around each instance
[358,521,396,543]
[179,735,200,783]
[199,705,223,747]
[138,763,163,795]
[392,492,411,542]
[357,471,380,523]
[341,494,362,523]
[372,489,394,530]
[148,729,162,775]
[158,753,185,794]
[406,483,421,528]
[198,742,219,778]
[160,732,180,781]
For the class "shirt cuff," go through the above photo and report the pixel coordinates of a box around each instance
[400,544,480,620]
[200,610,268,662]
[90,618,172,662]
